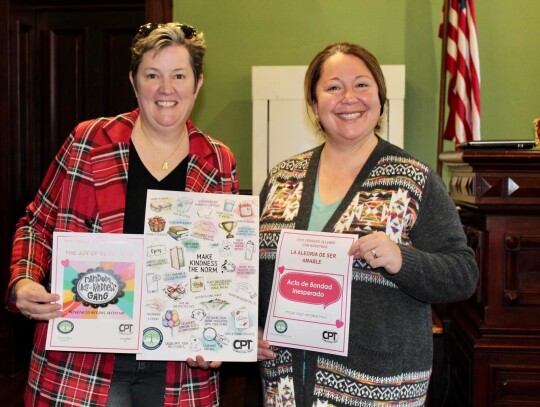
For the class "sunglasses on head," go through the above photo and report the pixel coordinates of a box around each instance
[138,23,197,39]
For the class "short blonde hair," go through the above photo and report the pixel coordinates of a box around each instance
[130,22,206,90]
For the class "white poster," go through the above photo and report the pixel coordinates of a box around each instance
[139,190,259,362]
[263,229,355,356]
[46,232,145,353]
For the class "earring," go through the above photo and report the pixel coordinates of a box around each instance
[315,115,326,137]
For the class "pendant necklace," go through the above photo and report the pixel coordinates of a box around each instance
[140,124,183,170]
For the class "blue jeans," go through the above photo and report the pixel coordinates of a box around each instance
[106,354,167,407]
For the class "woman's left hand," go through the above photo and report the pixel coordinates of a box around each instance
[348,231,402,274]
[186,355,221,369]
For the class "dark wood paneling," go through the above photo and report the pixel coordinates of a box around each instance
[504,234,540,306]
[441,150,540,407]
[47,27,85,166]
[107,30,139,115]
[11,17,37,200]
[146,0,172,23]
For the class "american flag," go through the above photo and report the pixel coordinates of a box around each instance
[441,0,481,143]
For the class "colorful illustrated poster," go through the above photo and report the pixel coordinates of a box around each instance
[46,232,145,352]
[263,230,355,356]
[138,190,259,362]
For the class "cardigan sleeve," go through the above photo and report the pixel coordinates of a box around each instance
[385,170,479,304]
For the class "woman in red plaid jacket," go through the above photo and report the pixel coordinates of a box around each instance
[6,22,238,406]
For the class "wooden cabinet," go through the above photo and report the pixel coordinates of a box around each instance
[439,149,540,407]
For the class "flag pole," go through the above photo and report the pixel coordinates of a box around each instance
[437,0,451,176]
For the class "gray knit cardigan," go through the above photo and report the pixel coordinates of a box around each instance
[258,137,478,407]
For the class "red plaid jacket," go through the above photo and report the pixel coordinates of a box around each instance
[7,109,239,406]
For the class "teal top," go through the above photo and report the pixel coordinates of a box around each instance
[307,176,342,231]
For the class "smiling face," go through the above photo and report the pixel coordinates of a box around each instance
[313,52,381,145]
[130,44,203,133]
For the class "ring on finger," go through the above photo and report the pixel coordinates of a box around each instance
[26,313,32,319]
[371,249,378,259]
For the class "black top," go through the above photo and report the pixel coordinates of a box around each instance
[123,143,188,234]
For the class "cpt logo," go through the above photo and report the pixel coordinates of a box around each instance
[322,331,339,343]
[233,339,254,353]
[119,324,134,335]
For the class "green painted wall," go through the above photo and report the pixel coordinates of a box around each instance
[175,0,540,190]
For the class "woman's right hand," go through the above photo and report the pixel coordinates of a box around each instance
[14,278,62,321]
[257,327,276,361]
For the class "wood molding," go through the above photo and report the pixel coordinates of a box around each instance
[440,149,540,206]
[145,0,172,23]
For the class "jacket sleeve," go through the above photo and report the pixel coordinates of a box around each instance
[385,170,479,304]
[5,133,76,312]
[223,146,239,195]
[189,133,240,195]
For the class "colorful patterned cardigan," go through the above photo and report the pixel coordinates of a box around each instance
[258,137,478,407]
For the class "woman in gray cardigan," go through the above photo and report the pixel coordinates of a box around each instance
[257,42,478,407]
